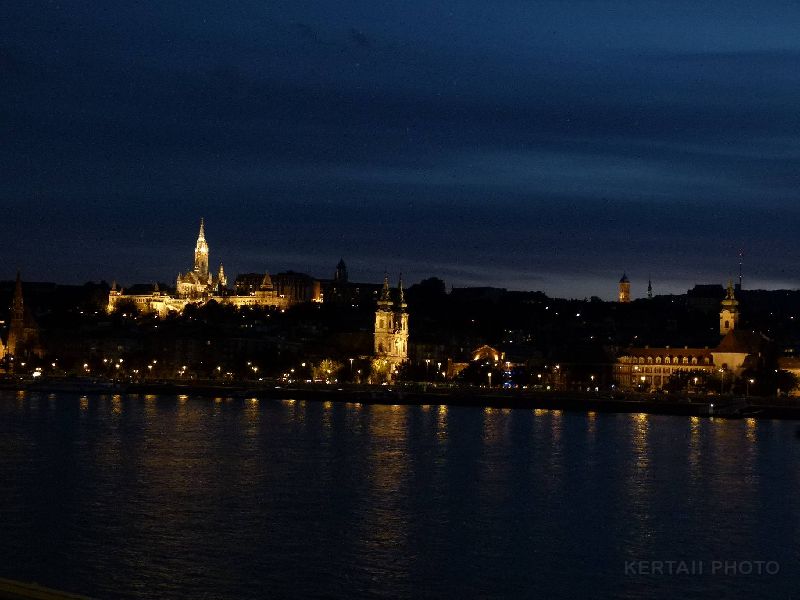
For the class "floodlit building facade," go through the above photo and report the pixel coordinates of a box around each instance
[615,283,762,391]
[373,274,409,368]
[108,219,319,315]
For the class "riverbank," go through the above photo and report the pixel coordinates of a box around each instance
[0,577,92,600]
[3,377,800,419]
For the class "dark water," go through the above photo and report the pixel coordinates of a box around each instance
[1,391,798,599]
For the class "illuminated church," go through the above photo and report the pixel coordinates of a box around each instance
[373,274,409,366]
[1,272,43,360]
[175,218,225,298]
[615,281,764,390]
[108,219,319,315]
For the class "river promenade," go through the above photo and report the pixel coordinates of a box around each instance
[2,376,799,420]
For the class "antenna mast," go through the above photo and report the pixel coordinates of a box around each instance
[738,249,744,290]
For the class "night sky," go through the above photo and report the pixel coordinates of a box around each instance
[4,2,800,299]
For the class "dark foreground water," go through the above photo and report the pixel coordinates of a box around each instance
[1,391,798,599]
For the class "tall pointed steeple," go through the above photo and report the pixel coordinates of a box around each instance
[194,218,209,279]
[647,276,653,299]
[396,273,407,311]
[217,263,227,289]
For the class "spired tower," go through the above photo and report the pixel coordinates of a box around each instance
[618,273,631,303]
[194,218,210,282]
[373,274,409,366]
[394,275,409,358]
[176,219,215,297]
[6,272,40,358]
[217,263,227,289]
[720,280,739,336]
[6,271,24,356]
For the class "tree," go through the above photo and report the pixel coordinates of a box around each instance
[738,367,799,397]
[369,358,394,384]
[312,358,343,382]
[457,361,504,387]
[664,369,720,394]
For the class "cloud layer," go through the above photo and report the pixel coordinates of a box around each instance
[3,1,800,298]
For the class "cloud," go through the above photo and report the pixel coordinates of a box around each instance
[3,1,800,297]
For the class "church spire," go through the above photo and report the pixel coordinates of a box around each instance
[647,276,653,299]
[217,263,227,289]
[378,272,392,309]
[396,273,407,311]
[194,218,209,279]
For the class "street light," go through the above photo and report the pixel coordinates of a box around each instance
[747,378,755,397]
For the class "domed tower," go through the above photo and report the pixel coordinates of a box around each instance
[618,273,631,303]
[720,280,739,336]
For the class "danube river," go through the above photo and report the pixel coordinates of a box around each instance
[1,391,798,599]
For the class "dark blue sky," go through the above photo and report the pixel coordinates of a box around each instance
[3,1,800,298]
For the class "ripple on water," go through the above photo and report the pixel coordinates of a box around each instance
[0,393,798,599]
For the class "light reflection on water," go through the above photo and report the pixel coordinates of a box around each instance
[0,392,798,600]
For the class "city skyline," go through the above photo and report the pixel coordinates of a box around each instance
[0,216,791,302]
[4,2,800,298]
